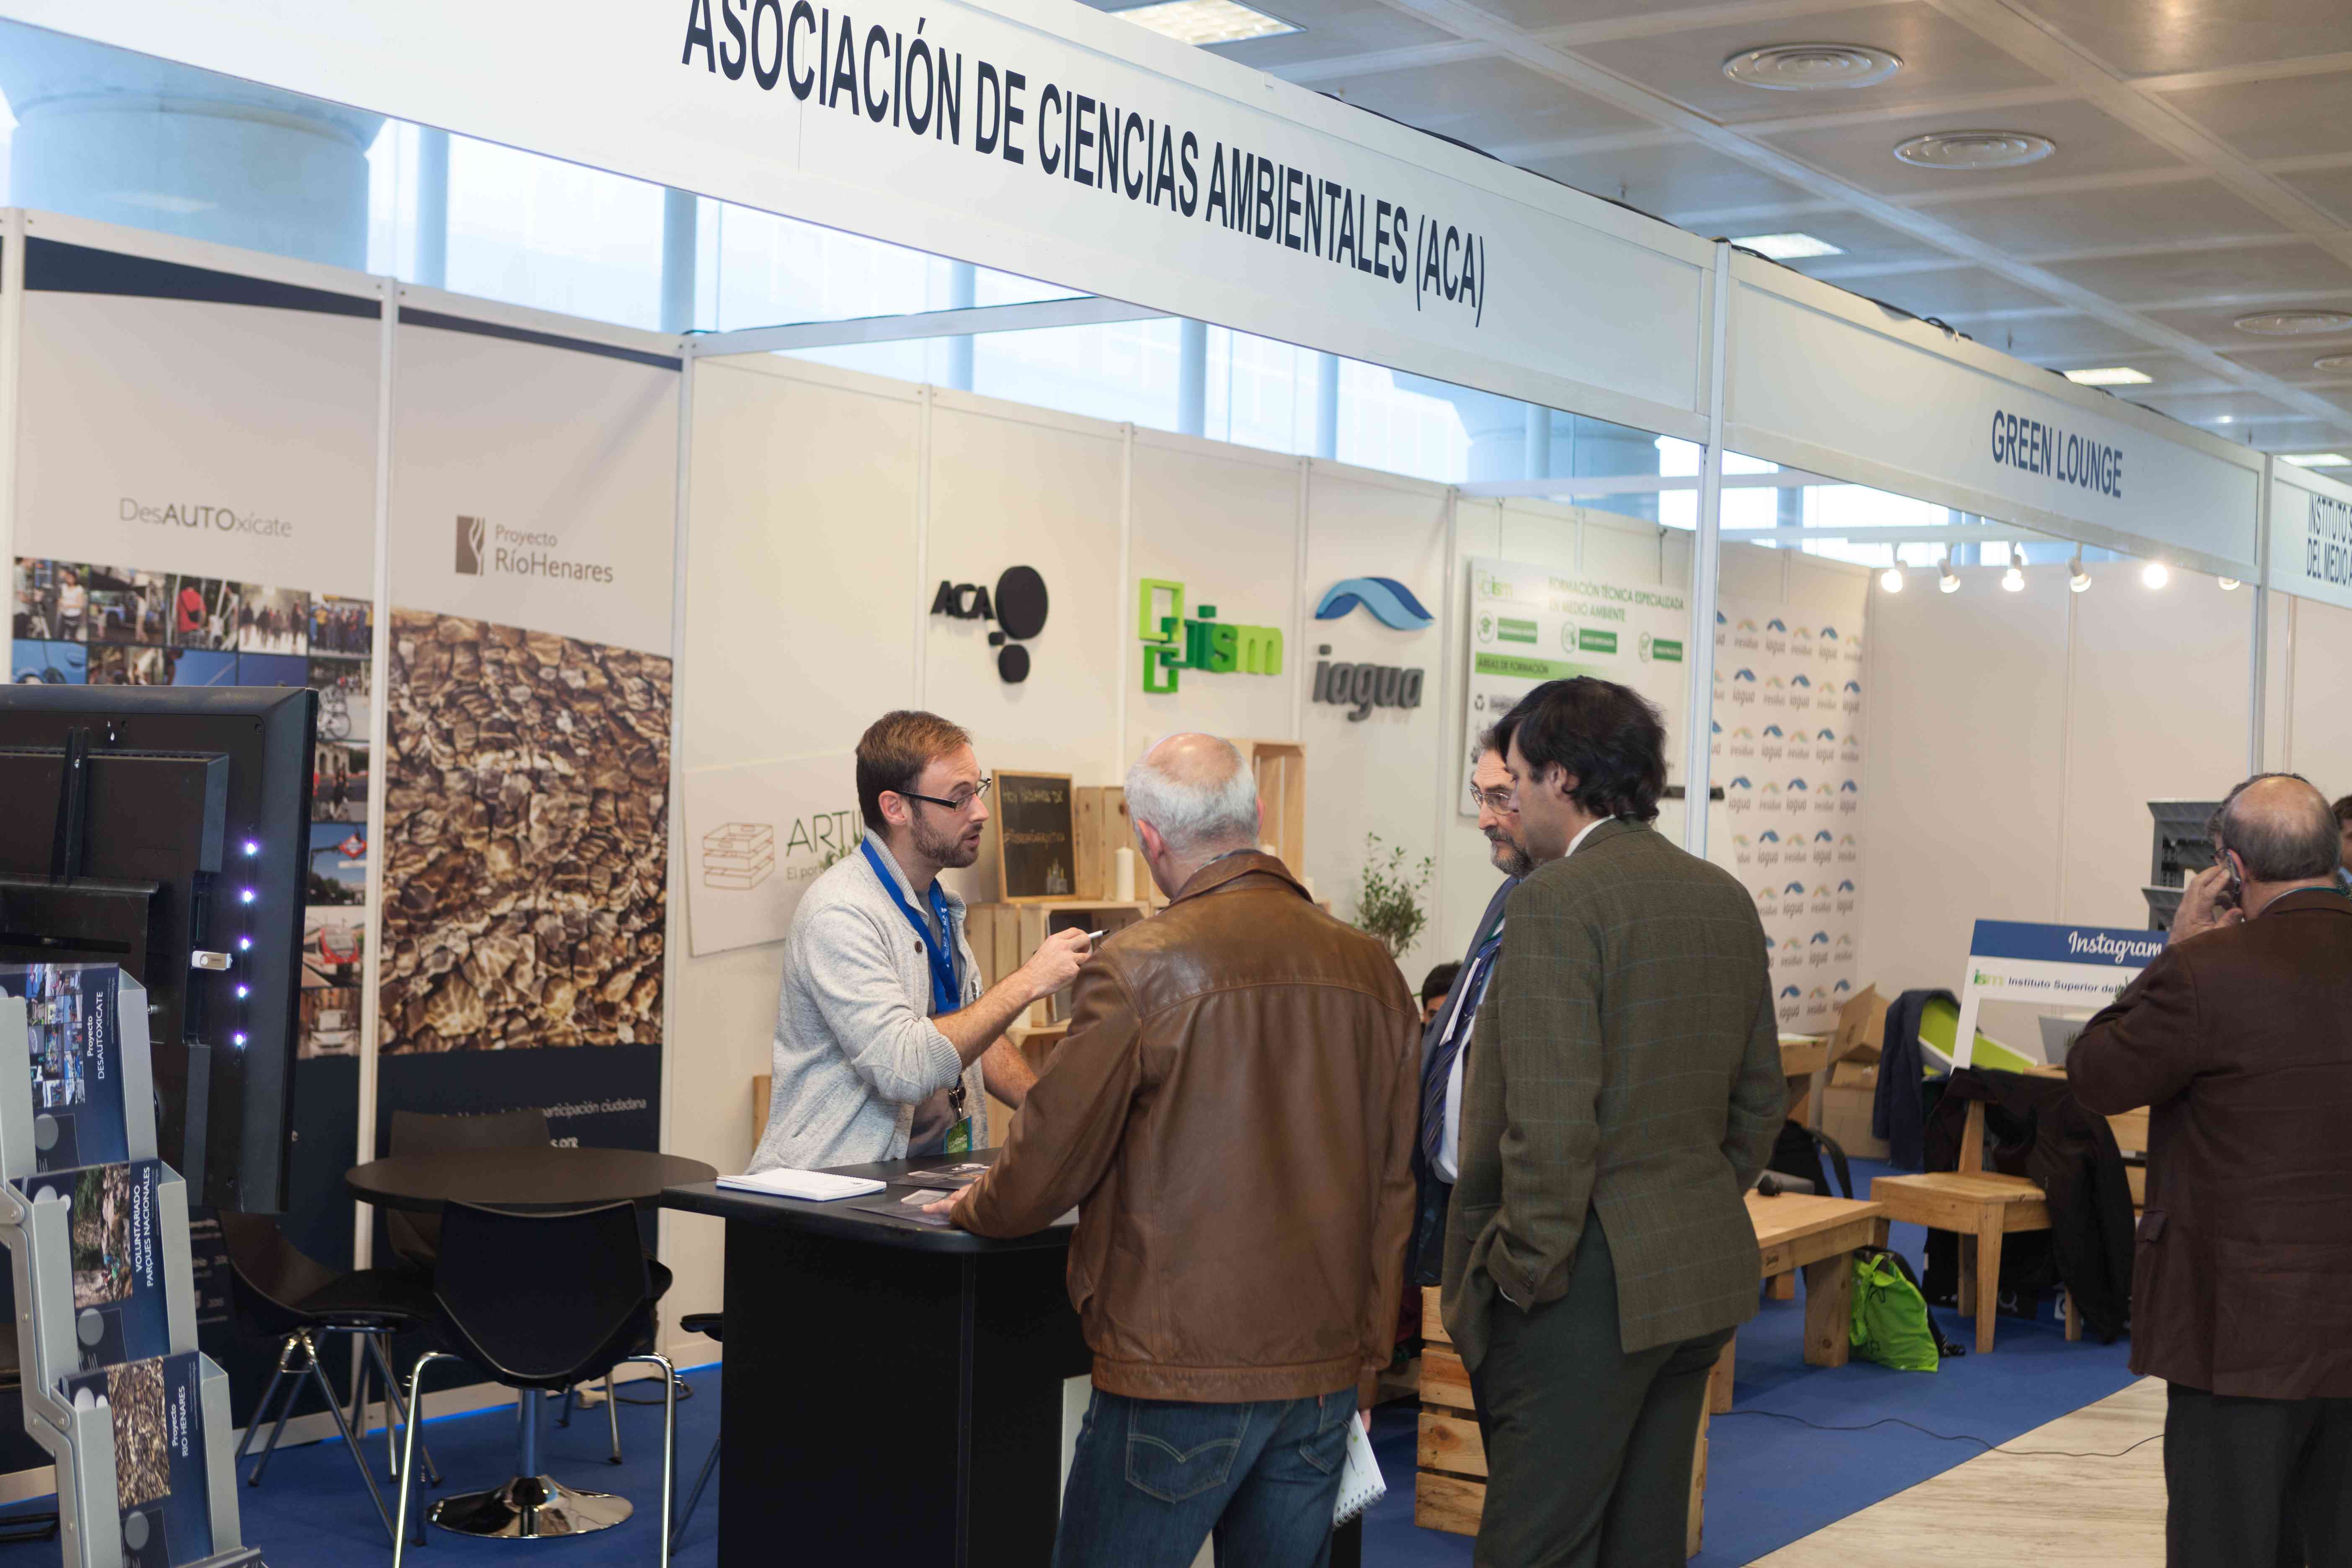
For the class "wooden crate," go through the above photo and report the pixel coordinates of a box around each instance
[1415,1286,1712,1557]
[1236,739,1307,877]
[970,900,1152,1024]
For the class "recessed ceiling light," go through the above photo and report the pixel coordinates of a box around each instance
[1728,232,1845,260]
[2142,562,2170,589]
[2282,452,2352,467]
[2216,415,2234,424]
[2001,565,2026,591]
[1723,43,1903,90]
[2062,366,2151,387]
[2312,354,2352,371]
[1893,131,2056,170]
[2233,310,2352,336]
[1113,0,1298,45]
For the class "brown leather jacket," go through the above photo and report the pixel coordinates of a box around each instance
[954,852,1419,1403]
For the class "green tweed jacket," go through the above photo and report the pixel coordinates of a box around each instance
[1439,817,1784,1368]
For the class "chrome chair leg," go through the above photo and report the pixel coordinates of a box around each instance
[604,1373,622,1465]
[298,1331,398,1548]
[363,1333,441,1487]
[620,1354,676,1568]
[394,1352,460,1568]
[244,1336,310,1486]
[669,1428,720,1555]
[235,1338,299,1470]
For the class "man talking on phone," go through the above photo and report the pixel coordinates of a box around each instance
[2069,773,2352,1567]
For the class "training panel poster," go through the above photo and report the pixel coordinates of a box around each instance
[1458,557,1691,815]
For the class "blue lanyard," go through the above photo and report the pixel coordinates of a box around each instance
[861,839,960,1016]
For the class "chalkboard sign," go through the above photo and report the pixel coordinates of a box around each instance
[993,772,1078,901]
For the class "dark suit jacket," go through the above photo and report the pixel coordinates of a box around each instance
[2068,886,2352,1400]
[1439,819,1783,1368]
[1408,876,1516,1285]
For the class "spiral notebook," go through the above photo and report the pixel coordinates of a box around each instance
[1332,1416,1386,1526]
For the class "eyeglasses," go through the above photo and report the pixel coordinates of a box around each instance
[1468,784,1516,813]
[896,776,994,814]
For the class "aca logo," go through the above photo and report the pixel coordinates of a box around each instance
[933,565,1049,683]
[1760,724,1786,760]
[1315,576,1434,631]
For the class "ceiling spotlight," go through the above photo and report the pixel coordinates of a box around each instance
[2001,565,2025,592]
[1894,131,2056,170]
[2282,452,2351,467]
[2062,366,2151,387]
[2218,577,2242,591]
[1723,43,1903,90]
[2233,310,2352,336]
[1730,232,1845,260]
[1939,559,1961,594]
[2068,557,2090,593]
[1112,0,1299,46]
[2216,415,2234,425]
[1879,566,1903,593]
[2142,562,2170,589]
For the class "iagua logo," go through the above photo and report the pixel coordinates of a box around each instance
[1311,645,1423,721]
[456,515,487,575]
[454,516,615,584]
[1137,578,1282,695]
[931,565,1049,683]
[1315,577,1432,631]
[123,497,294,538]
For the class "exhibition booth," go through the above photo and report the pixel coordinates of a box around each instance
[0,0,2349,1562]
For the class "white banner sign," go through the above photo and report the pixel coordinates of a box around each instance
[0,0,1713,438]
[1458,557,1691,813]
[682,753,866,957]
[1951,919,2156,1069]
[2272,467,2352,613]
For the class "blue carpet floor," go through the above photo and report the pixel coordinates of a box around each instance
[6,1160,2141,1565]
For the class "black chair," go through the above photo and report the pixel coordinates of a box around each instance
[668,1313,721,1553]
[395,1201,676,1568]
[0,1327,57,1544]
[382,1108,553,1273]
[217,1212,442,1547]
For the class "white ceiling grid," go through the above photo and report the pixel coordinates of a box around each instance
[1174,0,2352,452]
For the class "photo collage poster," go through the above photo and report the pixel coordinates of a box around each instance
[11,558,372,1062]
[1712,596,1867,1032]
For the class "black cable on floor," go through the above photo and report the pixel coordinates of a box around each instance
[1718,1407,2163,1460]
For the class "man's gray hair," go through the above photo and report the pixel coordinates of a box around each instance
[1126,735,1260,856]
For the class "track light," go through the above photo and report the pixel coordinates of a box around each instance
[2001,565,2025,592]
[1879,567,1903,593]
[2142,562,2170,589]
[2218,576,2242,591]
[2068,557,2090,593]
[1938,558,1960,594]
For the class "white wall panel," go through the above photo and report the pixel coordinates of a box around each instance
[2286,594,2352,801]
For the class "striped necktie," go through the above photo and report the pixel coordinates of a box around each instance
[1421,925,1504,1171]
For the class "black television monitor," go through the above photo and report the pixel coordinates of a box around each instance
[0,686,315,1211]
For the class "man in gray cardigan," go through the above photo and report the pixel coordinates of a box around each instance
[1442,677,1782,1567]
[750,711,1090,1172]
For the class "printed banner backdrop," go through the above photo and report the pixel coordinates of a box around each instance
[1457,556,1691,815]
[376,311,678,1192]
[1713,596,1867,1033]
[6,236,383,1425]
[681,753,864,958]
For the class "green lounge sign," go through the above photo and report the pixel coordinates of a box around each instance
[1137,578,1284,694]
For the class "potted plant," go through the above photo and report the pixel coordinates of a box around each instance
[1353,833,1432,960]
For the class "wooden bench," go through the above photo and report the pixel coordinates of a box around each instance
[1416,1192,1886,1555]
[1869,1098,2081,1354]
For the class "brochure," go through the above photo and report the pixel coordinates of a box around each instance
[17,1160,171,1370]
[60,1351,214,1568]
[0,964,131,1171]
[899,1163,991,1190]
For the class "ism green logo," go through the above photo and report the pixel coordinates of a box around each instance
[1137,578,1283,694]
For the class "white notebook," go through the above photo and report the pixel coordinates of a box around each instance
[1332,1416,1387,1526]
[717,1168,886,1202]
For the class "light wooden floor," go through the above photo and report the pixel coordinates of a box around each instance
[1753,1377,2166,1567]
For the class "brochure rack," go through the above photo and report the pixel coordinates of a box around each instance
[0,975,262,1568]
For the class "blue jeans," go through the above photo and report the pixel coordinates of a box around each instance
[1054,1387,1357,1568]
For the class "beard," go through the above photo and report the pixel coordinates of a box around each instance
[1486,829,1534,878]
[914,813,981,870]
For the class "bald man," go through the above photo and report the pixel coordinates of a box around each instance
[2071,773,2352,1568]
[944,733,1418,1568]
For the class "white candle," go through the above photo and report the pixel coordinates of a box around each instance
[1113,846,1136,902]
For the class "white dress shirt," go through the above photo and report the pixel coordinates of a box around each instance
[1438,816,1608,1181]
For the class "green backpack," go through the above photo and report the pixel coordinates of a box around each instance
[1849,1246,1962,1372]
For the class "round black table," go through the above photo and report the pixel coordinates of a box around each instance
[345,1145,717,1543]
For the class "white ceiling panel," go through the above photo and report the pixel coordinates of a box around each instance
[1857,265,2068,317]
[2150,70,2352,163]
[1757,97,2190,198]
[1919,178,2290,253]
[2042,245,2352,306]
[1204,0,1459,71]
[2147,301,2352,348]
[2282,167,2352,226]
[1311,54,1651,146]
[1525,137,1816,215]
[1574,3,2054,124]
[2011,0,2352,77]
